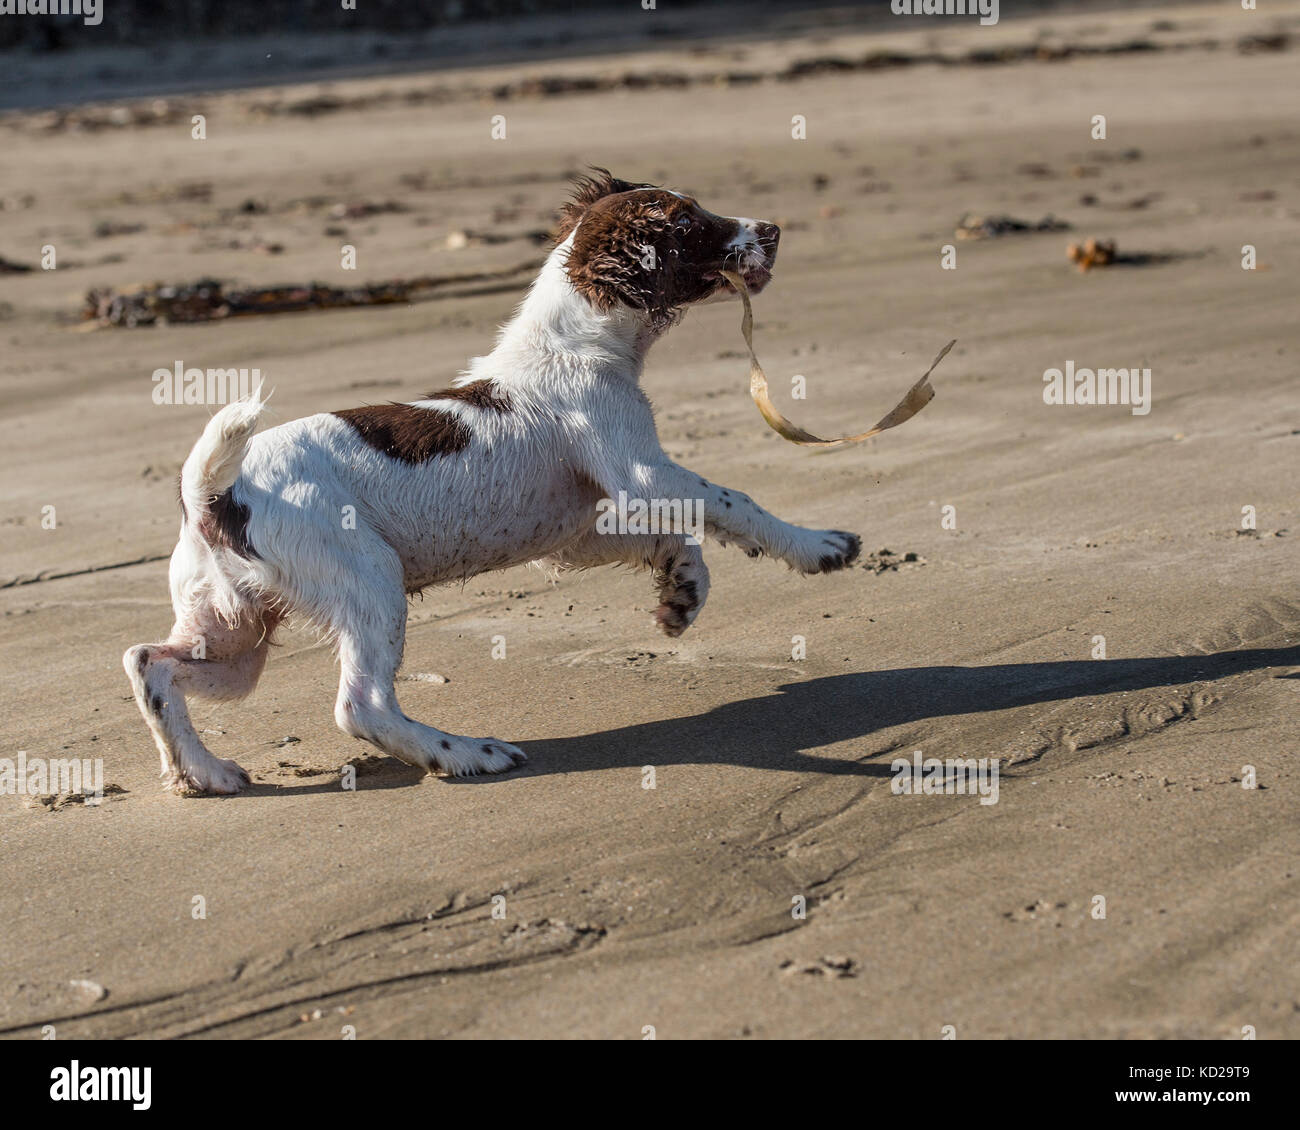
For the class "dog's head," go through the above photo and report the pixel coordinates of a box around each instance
[557,169,779,328]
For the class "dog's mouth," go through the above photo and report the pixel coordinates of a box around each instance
[711,263,773,295]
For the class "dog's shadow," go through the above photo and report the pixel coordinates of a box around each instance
[472,643,1297,781]
[237,644,1295,795]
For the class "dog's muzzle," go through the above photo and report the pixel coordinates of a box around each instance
[729,220,780,294]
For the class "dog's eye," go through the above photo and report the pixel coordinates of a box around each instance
[674,214,694,231]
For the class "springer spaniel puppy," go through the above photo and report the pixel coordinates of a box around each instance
[124,170,861,794]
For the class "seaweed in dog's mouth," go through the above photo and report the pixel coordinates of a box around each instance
[721,268,951,452]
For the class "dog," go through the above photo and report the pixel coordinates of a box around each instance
[123,170,862,795]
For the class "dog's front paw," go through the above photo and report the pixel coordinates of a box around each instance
[654,599,694,638]
[654,582,705,638]
[431,737,528,778]
[652,553,709,638]
[797,530,861,575]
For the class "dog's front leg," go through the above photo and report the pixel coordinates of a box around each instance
[317,536,528,777]
[601,456,860,575]
[545,529,709,637]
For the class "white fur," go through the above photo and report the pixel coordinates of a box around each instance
[124,208,860,794]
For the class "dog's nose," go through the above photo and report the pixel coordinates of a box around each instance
[755,221,780,255]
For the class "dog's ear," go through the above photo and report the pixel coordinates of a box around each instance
[565,192,686,332]
[555,167,653,244]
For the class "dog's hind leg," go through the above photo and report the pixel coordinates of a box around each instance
[320,548,526,778]
[123,609,273,795]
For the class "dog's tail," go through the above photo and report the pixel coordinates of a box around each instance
[179,385,268,522]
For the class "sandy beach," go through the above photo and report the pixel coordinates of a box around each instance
[1,0,1297,1039]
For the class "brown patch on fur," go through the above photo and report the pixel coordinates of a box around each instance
[564,185,742,327]
[425,380,512,412]
[555,168,654,244]
[201,488,259,559]
[334,403,471,463]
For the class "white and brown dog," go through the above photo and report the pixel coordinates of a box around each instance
[124,170,861,794]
